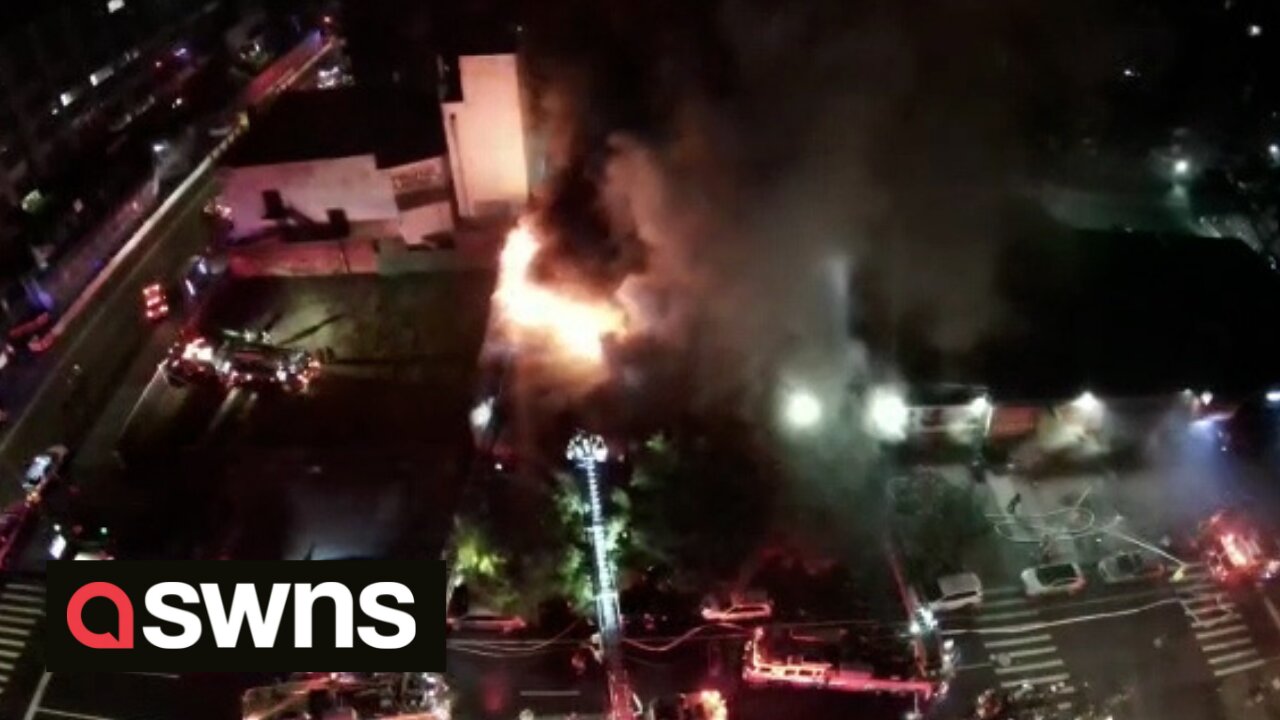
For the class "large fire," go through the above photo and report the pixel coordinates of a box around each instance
[492,223,627,362]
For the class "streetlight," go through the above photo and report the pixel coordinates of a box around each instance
[967,394,991,418]
[866,386,909,442]
[1172,158,1191,178]
[782,389,822,430]
[469,397,494,431]
[1070,390,1102,414]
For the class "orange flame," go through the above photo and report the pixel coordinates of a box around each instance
[493,224,626,362]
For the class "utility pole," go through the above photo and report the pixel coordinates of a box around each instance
[566,431,635,720]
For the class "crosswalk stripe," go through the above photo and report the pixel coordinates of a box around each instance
[7,583,44,594]
[0,590,44,603]
[1177,580,1216,592]
[985,634,1052,649]
[1000,673,1069,689]
[1215,658,1267,678]
[0,604,43,616]
[1208,649,1258,665]
[1194,621,1247,639]
[1057,702,1074,711]
[0,625,32,637]
[0,659,14,671]
[1192,613,1242,629]
[1182,595,1230,608]
[978,609,1039,622]
[995,659,1065,675]
[0,615,39,627]
[1202,637,1254,653]
[996,646,1057,660]
[0,647,20,659]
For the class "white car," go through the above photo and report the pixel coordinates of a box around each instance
[447,610,526,634]
[701,600,773,624]
[1021,563,1086,598]
[924,572,984,612]
[22,445,69,496]
[1097,551,1165,584]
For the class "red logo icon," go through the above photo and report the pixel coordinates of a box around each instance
[67,582,134,649]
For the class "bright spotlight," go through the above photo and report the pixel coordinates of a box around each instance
[1071,391,1102,414]
[1173,158,1191,177]
[967,394,991,418]
[1199,390,1214,406]
[783,390,822,430]
[469,397,494,431]
[1266,390,1280,404]
[866,387,909,441]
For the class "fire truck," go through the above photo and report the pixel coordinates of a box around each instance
[1197,509,1280,584]
[741,626,949,700]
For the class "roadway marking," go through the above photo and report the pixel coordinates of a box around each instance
[21,671,51,720]
[8,584,44,594]
[1202,637,1254,653]
[36,709,123,720]
[984,634,1052,648]
[1001,646,1057,660]
[1208,649,1259,665]
[1195,623,1248,640]
[1263,595,1280,636]
[1215,658,1267,678]
[0,603,43,616]
[994,659,1064,675]
[1000,672,1069,688]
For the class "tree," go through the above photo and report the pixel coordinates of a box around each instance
[888,471,989,586]
[628,421,779,589]
[452,515,517,612]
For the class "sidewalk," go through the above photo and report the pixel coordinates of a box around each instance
[39,177,161,317]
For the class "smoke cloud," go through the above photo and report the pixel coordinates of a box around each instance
[518,0,1122,428]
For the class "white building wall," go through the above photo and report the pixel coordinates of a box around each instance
[442,54,530,219]
[219,155,398,238]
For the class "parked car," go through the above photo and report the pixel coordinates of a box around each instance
[701,593,774,623]
[1097,551,1165,585]
[922,572,984,612]
[1020,562,1086,598]
[22,444,69,497]
[447,610,527,634]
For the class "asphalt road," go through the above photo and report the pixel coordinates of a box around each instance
[0,31,336,504]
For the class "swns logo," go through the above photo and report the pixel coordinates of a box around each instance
[48,561,444,671]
